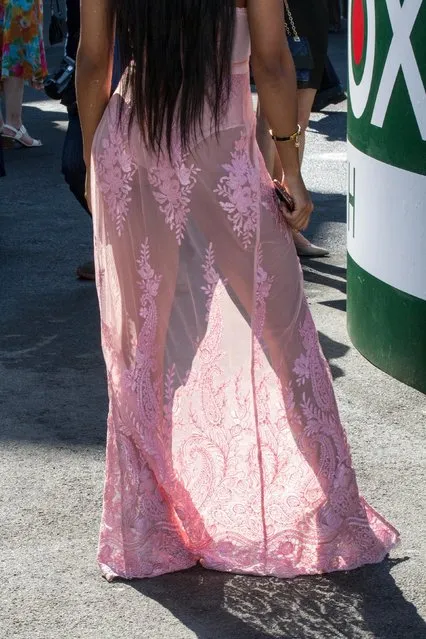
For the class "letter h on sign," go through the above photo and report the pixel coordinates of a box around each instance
[348,164,356,239]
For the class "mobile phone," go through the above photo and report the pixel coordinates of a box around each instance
[273,179,295,213]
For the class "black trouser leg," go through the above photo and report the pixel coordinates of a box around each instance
[62,109,90,216]
[65,0,80,60]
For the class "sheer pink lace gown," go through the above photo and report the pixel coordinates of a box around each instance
[90,8,398,581]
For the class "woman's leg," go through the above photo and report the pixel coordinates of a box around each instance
[62,108,90,214]
[292,87,329,256]
[2,77,41,146]
[296,87,317,164]
[3,77,24,129]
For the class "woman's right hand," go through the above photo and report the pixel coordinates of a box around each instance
[282,174,314,231]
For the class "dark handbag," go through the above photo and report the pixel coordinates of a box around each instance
[284,0,314,71]
[49,0,67,46]
[44,56,76,101]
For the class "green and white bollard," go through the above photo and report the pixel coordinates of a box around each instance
[347,0,426,393]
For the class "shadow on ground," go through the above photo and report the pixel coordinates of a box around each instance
[126,558,426,639]
[309,110,348,143]
[308,192,347,227]
[302,259,347,296]
[318,331,349,380]
[300,259,349,379]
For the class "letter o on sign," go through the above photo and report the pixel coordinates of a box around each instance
[348,0,376,119]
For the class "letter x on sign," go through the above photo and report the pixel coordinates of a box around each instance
[372,0,426,140]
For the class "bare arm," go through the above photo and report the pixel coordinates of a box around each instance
[247,0,313,229]
[247,0,299,176]
[76,0,114,169]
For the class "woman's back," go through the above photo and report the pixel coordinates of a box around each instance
[113,0,238,156]
[105,7,253,168]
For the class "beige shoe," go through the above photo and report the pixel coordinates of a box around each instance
[293,231,330,258]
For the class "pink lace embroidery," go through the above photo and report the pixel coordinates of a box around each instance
[201,243,228,321]
[215,130,260,249]
[294,311,335,413]
[95,115,137,237]
[164,363,176,425]
[98,403,195,582]
[124,239,162,432]
[148,158,200,245]
[253,245,274,339]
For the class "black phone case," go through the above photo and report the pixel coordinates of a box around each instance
[273,180,295,212]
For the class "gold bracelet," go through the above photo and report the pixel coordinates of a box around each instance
[270,124,301,148]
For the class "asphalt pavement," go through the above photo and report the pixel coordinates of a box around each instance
[1,33,426,639]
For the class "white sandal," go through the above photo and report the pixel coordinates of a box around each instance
[2,124,42,148]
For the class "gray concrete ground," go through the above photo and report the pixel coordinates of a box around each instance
[1,34,426,639]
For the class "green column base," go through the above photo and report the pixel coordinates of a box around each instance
[347,253,426,395]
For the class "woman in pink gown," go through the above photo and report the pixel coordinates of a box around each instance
[77,0,398,581]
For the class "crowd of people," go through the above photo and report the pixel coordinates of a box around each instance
[1,0,399,585]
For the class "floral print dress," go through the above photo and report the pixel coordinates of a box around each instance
[0,0,47,88]
[91,7,399,581]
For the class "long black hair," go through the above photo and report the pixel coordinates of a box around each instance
[111,0,236,156]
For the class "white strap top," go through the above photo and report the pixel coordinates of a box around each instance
[232,8,250,74]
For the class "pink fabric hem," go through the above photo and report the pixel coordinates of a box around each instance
[99,533,399,583]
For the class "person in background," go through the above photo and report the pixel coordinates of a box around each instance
[0,0,47,148]
[257,0,330,257]
[60,0,121,280]
[62,1,88,205]
[312,55,346,112]
[328,0,342,32]
[77,0,398,581]
[59,0,94,279]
